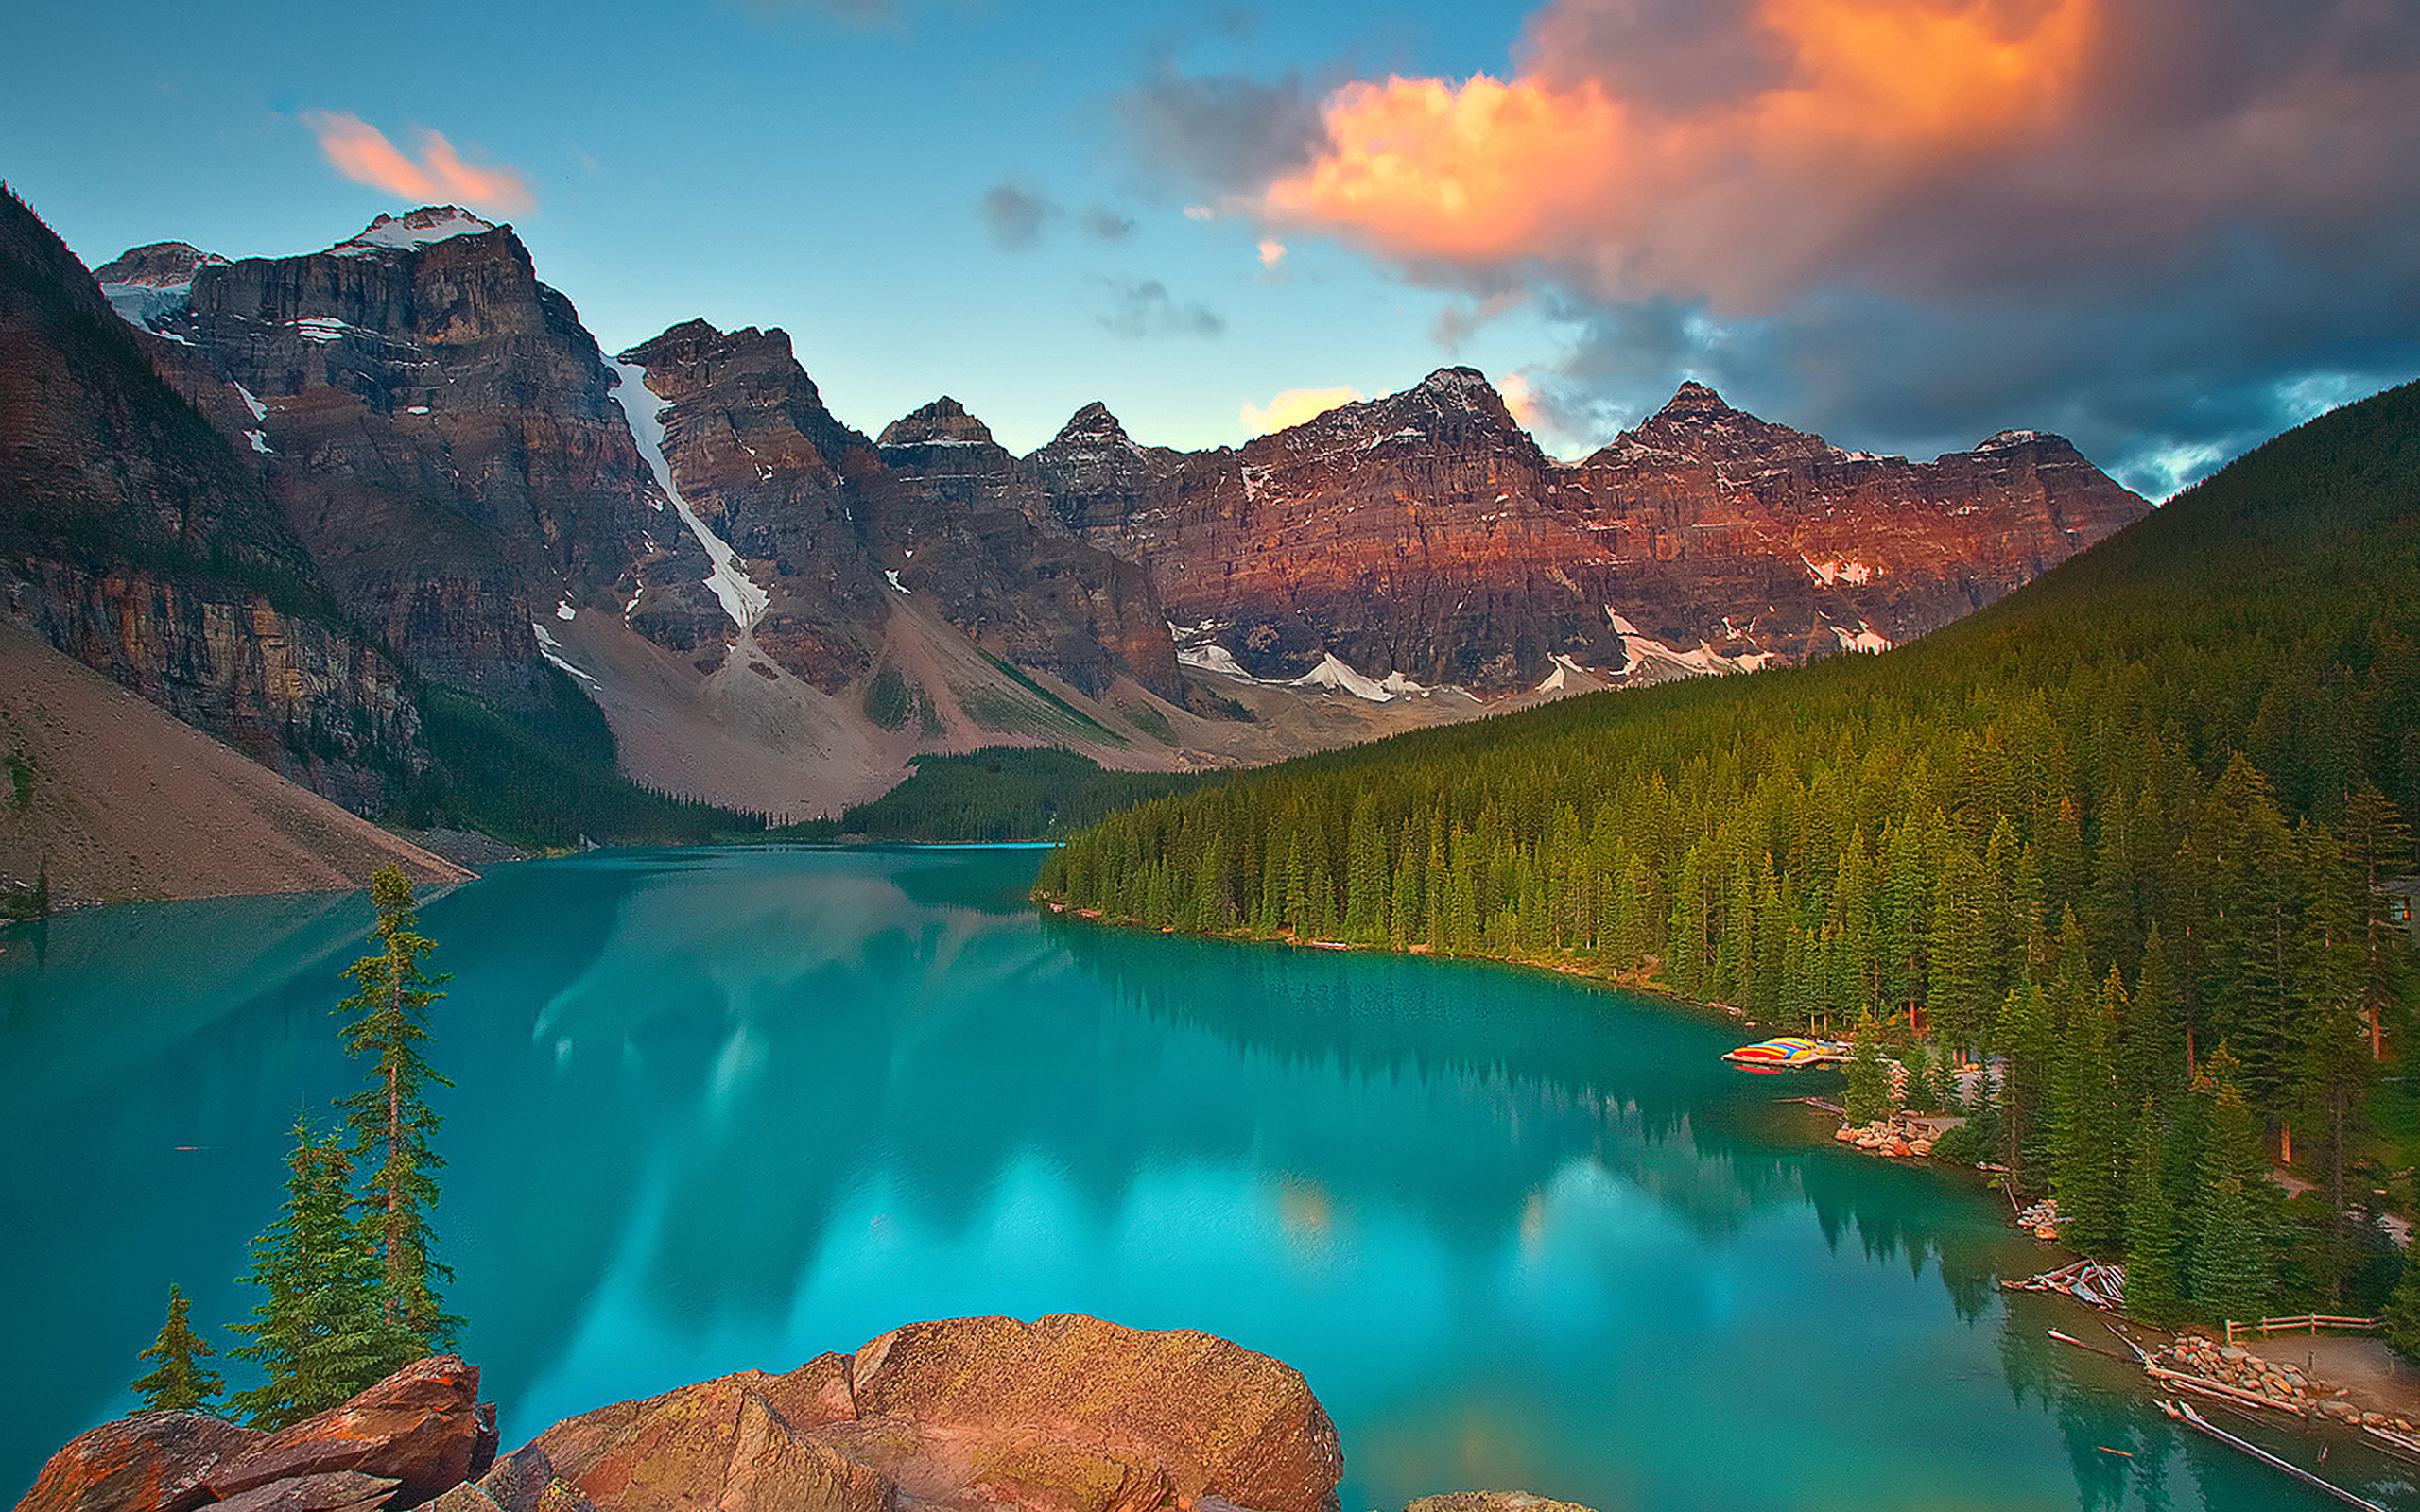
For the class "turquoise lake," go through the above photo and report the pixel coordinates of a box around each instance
[2,846,2411,1511]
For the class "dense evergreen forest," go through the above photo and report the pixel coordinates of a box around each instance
[1038,381,2420,1326]
[781,747,1205,843]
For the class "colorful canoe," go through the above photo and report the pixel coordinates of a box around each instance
[1722,1036,1852,1070]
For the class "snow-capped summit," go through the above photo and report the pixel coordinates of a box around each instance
[93,241,228,328]
[333,207,498,254]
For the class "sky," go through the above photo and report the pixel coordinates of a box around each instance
[7,0,2419,496]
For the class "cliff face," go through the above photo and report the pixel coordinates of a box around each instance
[618,323,1180,700]
[152,208,664,707]
[1028,370,2150,690]
[0,188,423,806]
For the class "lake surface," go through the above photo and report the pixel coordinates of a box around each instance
[1,847,2409,1511]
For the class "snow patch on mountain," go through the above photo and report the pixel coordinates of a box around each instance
[608,360,768,632]
[334,207,497,254]
[1801,554,1875,587]
[531,619,600,686]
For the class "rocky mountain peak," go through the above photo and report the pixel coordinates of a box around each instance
[93,241,231,328]
[92,241,224,288]
[1657,380,1732,417]
[1415,366,1496,401]
[878,396,996,449]
[1051,401,1129,447]
[1612,380,1834,469]
[334,206,499,254]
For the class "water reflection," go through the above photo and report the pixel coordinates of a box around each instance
[2,849,2405,1511]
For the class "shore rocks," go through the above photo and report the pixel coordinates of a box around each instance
[1406,1493,1597,1512]
[538,1315,1343,1512]
[26,1323,1345,1512]
[15,1358,495,1512]
[2163,1334,2419,1431]
[1833,1113,1937,1160]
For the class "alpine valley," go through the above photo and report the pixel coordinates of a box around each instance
[1,188,2148,891]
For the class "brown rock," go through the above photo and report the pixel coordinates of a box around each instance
[538,1316,1340,1512]
[211,1357,493,1508]
[1406,1494,1598,1512]
[13,1411,263,1512]
[474,1445,595,1512]
[851,1314,1341,1512]
[208,1473,402,1512]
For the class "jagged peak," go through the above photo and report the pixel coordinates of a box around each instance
[1412,366,1498,404]
[879,396,996,449]
[93,242,225,288]
[332,206,498,255]
[1653,381,1737,418]
[1046,401,1132,448]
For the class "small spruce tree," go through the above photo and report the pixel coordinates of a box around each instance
[228,1118,385,1427]
[131,1283,223,1411]
[1844,1010,1891,1125]
[337,865,459,1372]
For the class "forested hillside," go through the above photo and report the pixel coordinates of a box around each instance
[1038,381,2420,1318]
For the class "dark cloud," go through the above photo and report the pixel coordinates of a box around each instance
[1092,277,1225,338]
[980,180,1052,250]
[1080,204,1136,241]
[1526,221,2420,495]
[980,181,1139,249]
[1517,0,1790,113]
[1112,67,1331,200]
[1245,0,2420,493]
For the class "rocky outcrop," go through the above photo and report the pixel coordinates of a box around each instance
[1405,1494,1596,1512]
[536,1314,1341,1512]
[619,324,1180,700]
[147,211,664,707]
[1027,370,2149,692]
[15,1357,494,1512]
[0,187,425,807]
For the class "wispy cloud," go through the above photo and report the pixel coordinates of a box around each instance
[980,179,1139,249]
[1094,277,1225,338]
[1240,385,1360,433]
[302,111,534,215]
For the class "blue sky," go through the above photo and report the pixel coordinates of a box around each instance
[9,0,2420,494]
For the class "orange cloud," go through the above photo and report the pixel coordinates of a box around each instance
[1240,385,1362,433]
[1496,372,1539,430]
[302,111,536,215]
[1261,0,2103,312]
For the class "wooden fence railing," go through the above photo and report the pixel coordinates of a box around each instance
[2224,1314,2381,1345]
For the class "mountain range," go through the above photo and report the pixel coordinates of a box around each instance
[3,188,2148,856]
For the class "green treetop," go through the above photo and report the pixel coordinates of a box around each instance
[131,1283,223,1411]
[228,1117,386,1428]
[337,865,458,1370]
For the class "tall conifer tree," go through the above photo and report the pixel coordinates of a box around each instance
[337,866,458,1371]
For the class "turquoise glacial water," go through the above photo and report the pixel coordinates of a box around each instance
[1,846,2411,1511]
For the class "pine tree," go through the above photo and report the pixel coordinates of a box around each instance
[1844,1010,1891,1125]
[2051,968,2127,1256]
[2123,1101,2186,1327]
[336,865,458,1370]
[229,1118,384,1428]
[131,1283,224,1411]
[2385,1255,2420,1366]
[2187,1050,2275,1324]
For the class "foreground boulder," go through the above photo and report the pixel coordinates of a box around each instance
[536,1314,1343,1512]
[18,1357,495,1512]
